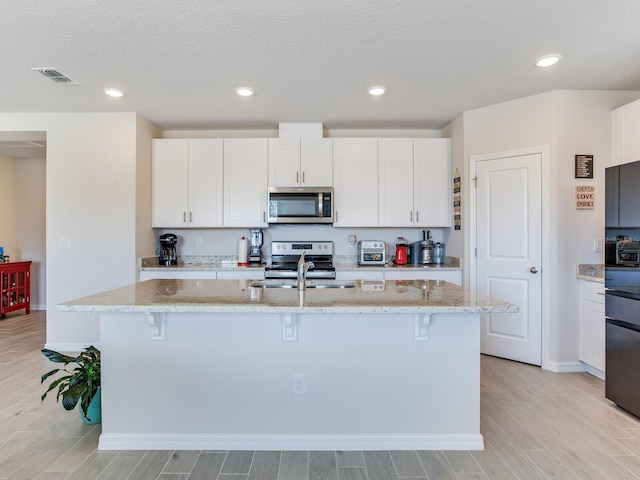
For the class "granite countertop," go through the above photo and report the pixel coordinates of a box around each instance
[55,279,516,315]
[139,256,462,272]
[577,264,604,283]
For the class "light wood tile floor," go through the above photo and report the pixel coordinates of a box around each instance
[2,311,640,479]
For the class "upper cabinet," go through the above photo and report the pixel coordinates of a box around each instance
[413,138,451,227]
[152,139,223,228]
[224,138,269,227]
[612,98,640,166]
[378,138,451,227]
[606,160,640,227]
[333,138,378,226]
[268,138,333,187]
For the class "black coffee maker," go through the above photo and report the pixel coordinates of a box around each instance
[158,234,178,266]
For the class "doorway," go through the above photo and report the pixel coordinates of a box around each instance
[469,147,548,366]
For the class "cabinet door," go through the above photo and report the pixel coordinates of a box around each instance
[189,139,223,227]
[378,138,414,227]
[224,138,268,227]
[612,98,640,166]
[333,138,378,226]
[268,138,301,187]
[152,139,189,227]
[580,281,605,372]
[300,138,333,186]
[605,166,620,227]
[414,138,451,227]
[619,160,640,227]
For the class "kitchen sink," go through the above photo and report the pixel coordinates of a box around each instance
[250,280,355,289]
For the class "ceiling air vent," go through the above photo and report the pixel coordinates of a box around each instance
[32,68,80,85]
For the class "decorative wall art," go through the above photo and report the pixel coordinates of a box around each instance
[453,169,461,230]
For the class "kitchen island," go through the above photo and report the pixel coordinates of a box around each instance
[56,278,517,451]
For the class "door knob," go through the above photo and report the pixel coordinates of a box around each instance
[530,266,539,274]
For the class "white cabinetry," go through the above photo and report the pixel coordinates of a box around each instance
[384,269,461,285]
[139,270,218,281]
[224,139,269,227]
[613,98,640,166]
[378,138,414,226]
[413,138,451,227]
[152,139,223,228]
[335,270,385,281]
[268,138,333,187]
[579,280,605,376]
[333,138,378,226]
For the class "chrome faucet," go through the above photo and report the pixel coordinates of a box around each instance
[297,251,315,290]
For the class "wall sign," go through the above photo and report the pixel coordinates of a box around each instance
[575,154,593,179]
[575,185,595,209]
[453,169,461,230]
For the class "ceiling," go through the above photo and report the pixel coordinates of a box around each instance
[2,1,640,159]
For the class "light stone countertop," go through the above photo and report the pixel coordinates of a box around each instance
[55,279,517,315]
[576,264,605,283]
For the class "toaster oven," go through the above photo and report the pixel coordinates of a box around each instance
[358,240,386,265]
[617,240,640,266]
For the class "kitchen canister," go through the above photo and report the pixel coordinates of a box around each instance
[238,236,249,266]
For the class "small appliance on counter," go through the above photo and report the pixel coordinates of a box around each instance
[158,233,178,266]
[249,229,263,265]
[432,242,446,265]
[357,240,386,265]
[410,230,433,265]
[394,237,409,265]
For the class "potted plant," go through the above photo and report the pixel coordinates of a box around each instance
[40,345,102,424]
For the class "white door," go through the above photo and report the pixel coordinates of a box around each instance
[475,153,542,365]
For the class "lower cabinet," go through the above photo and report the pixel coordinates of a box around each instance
[579,280,605,375]
[139,270,218,281]
[384,269,462,285]
[0,261,31,318]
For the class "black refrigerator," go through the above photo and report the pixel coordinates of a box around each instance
[605,159,640,418]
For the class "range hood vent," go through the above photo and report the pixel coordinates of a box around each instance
[32,68,80,85]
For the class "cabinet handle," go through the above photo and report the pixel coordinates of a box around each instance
[335,211,339,223]
[296,171,299,183]
[302,171,305,183]
[190,212,193,222]
[183,212,186,223]
[410,211,413,222]
[263,211,266,223]
[416,211,420,222]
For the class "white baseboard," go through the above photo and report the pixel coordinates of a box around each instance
[43,342,102,353]
[544,360,584,373]
[31,304,46,311]
[98,433,485,451]
[581,362,605,380]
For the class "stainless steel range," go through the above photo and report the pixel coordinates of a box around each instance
[265,241,335,279]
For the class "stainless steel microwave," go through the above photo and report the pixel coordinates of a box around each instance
[267,187,333,224]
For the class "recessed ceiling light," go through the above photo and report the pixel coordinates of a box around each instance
[235,87,254,97]
[368,86,387,96]
[536,54,562,68]
[104,88,124,97]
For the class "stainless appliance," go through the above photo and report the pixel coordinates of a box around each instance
[267,187,333,224]
[265,241,336,279]
[616,240,640,265]
[249,229,263,265]
[432,242,446,265]
[357,240,386,265]
[158,233,178,266]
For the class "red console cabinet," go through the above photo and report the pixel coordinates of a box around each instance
[0,261,31,318]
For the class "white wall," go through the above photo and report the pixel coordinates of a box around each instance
[442,115,464,260]
[0,154,17,259]
[460,90,640,367]
[0,112,158,349]
[16,157,46,309]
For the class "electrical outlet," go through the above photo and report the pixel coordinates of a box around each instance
[594,237,603,252]
[196,237,203,247]
[292,374,306,395]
